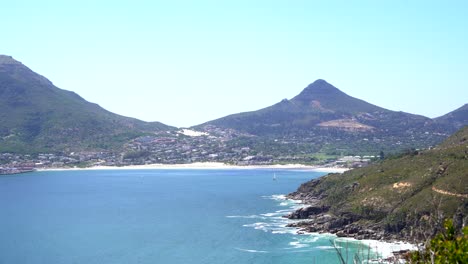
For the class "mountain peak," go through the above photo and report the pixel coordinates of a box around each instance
[290,80,384,114]
[303,79,342,94]
[0,55,53,86]
[0,55,22,65]
[310,79,329,85]
[292,79,348,104]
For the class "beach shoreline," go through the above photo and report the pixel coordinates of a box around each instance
[37,162,350,173]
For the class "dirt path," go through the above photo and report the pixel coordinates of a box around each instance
[432,186,468,198]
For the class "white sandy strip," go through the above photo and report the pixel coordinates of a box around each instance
[38,162,349,172]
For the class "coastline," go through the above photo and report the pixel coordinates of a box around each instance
[271,193,416,261]
[283,197,418,261]
[282,201,417,260]
[37,162,350,173]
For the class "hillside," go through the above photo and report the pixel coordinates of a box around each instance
[435,103,468,130]
[0,55,173,153]
[287,126,468,242]
[196,80,457,155]
[1,55,466,165]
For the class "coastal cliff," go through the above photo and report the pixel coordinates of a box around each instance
[286,126,468,243]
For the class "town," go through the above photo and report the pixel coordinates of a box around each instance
[1,126,404,173]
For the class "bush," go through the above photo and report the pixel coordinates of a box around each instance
[409,219,468,263]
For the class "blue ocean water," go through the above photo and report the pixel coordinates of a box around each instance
[0,169,375,264]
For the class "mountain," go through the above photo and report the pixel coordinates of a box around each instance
[434,104,468,130]
[0,55,173,153]
[196,80,455,155]
[287,125,468,242]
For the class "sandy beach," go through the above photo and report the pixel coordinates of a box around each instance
[38,162,349,173]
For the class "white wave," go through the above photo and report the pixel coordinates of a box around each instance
[260,212,277,217]
[266,194,303,203]
[262,194,287,201]
[288,249,320,253]
[332,237,417,259]
[287,241,309,249]
[243,222,269,232]
[226,215,266,219]
[272,228,297,235]
[301,236,320,243]
[275,209,293,213]
[243,222,264,227]
[271,194,286,200]
[353,239,417,259]
[316,245,341,250]
[289,199,303,204]
[235,248,269,253]
[270,225,297,234]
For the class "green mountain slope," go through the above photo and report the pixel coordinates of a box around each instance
[196,80,457,155]
[198,80,445,135]
[287,126,468,242]
[0,55,173,153]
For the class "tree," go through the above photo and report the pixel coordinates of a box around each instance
[379,150,385,160]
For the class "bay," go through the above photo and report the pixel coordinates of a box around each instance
[0,169,375,264]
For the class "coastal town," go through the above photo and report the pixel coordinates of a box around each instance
[0,127,377,173]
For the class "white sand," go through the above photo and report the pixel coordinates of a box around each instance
[38,162,349,172]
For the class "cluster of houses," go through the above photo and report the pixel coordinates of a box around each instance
[0,127,383,172]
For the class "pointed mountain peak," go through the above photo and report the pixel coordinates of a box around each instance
[0,55,22,65]
[291,80,384,113]
[302,79,343,94]
[293,79,347,103]
[309,79,330,86]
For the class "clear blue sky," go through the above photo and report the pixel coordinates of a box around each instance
[3,0,468,127]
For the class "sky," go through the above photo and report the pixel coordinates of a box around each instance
[2,0,468,127]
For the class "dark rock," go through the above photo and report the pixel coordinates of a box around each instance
[336,231,347,237]
[287,205,330,219]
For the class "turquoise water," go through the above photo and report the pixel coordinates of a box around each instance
[0,169,372,264]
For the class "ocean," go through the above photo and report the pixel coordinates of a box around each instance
[0,169,388,264]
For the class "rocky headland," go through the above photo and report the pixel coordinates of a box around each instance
[285,187,407,242]
[283,126,468,244]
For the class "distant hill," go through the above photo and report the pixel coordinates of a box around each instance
[287,126,468,242]
[196,80,458,155]
[434,103,468,130]
[0,55,173,153]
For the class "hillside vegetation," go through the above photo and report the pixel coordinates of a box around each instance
[287,126,468,242]
[197,80,459,155]
[0,55,172,153]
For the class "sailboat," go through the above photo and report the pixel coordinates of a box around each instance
[273,173,277,181]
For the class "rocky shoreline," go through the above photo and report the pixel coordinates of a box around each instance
[282,192,418,261]
[284,192,412,243]
[0,167,36,175]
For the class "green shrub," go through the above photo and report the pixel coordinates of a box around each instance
[409,219,468,263]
